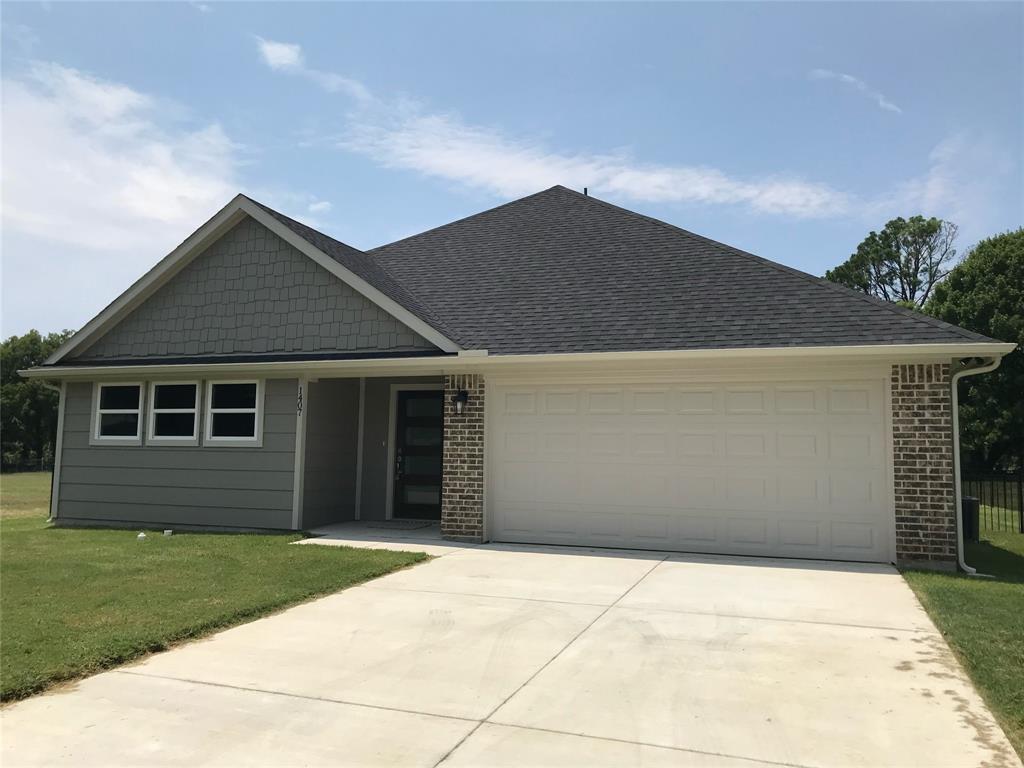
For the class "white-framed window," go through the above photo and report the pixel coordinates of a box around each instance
[91,382,144,446]
[147,382,200,445]
[205,380,263,446]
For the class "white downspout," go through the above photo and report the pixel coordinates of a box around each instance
[950,356,1002,574]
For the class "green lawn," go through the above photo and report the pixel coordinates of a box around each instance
[904,531,1024,760]
[0,472,426,701]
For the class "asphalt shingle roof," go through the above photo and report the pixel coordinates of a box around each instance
[256,186,992,355]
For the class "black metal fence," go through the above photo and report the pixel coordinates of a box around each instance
[962,469,1024,533]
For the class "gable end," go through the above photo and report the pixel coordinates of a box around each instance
[71,217,439,361]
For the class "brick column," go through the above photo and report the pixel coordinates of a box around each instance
[891,363,956,570]
[441,374,485,542]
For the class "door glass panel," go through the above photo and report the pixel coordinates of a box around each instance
[404,486,440,505]
[406,396,441,418]
[405,455,441,476]
[405,426,442,446]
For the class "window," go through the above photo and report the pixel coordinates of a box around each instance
[93,383,143,445]
[148,382,199,444]
[205,381,262,445]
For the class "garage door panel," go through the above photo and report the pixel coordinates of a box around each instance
[490,379,891,562]
[775,386,822,414]
[776,431,821,460]
[777,519,823,548]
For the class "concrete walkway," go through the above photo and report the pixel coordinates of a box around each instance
[2,540,1019,768]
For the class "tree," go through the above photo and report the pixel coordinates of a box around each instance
[925,229,1024,471]
[0,330,74,470]
[825,216,959,308]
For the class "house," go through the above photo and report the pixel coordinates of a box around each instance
[23,186,1014,570]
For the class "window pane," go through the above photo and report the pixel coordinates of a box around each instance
[100,413,138,437]
[212,412,256,438]
[154,384,196,410]
[100,385,140,411]
[405,427,442,446]
[154,412,195,437]
[211,383,257,409]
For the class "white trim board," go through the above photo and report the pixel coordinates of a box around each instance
[49,382,67,521]
[291,376,309,530]
[44,196,460,365]
[384,383,444,521]
[354,377,366,521]
[25,342,1016,381]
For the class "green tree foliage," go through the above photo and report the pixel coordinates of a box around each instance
[1,330,74,470]
[826,216,959,308]
[925,229,1024,470]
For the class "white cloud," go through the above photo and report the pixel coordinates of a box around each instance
[189,1,213,13]
[809,68,902,114]
[869,133,1014,242]
[255,40,849,219]
[1,61,240,334]
[255,36,371,102]
[308,200,332,214]
[265,44,1014,235]
[341,108,850,217]
[256,37,303,70]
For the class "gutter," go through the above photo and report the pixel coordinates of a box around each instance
[950,356,1003,575]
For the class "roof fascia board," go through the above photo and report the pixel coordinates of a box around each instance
[45,197,251,364]
[23,342,1016,381]
[237,199,460,353]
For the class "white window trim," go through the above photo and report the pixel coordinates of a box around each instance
[91,381,144,447]
[204,379,264,447]
[147,381,201,446]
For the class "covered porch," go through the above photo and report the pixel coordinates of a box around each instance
[299,376,446,530]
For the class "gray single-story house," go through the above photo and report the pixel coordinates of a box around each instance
[23,186,1014,570]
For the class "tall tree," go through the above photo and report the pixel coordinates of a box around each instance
[925,229,1024,470]
[825,216,958,308]
[1,330,74,470]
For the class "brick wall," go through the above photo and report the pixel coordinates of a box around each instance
[441,374,485,542]
[891,363,957,570]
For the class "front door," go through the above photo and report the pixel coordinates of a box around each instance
[393,390,444,520]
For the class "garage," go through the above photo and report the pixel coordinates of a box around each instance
[488,372,893,562]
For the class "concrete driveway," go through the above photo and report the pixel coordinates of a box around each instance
[2,543,1019,768]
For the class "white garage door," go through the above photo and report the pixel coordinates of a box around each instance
[489,376,892,562]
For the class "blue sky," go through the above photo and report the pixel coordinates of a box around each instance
[2,1,1021,336]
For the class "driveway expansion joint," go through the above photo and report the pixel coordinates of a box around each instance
[607,604,938,634]
[355,583,612,609]
[432,555,671,767]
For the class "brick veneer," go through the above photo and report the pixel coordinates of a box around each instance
[441,374,485,542]
[891,363,957,570]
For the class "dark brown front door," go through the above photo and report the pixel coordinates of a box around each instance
[393,390,443,520]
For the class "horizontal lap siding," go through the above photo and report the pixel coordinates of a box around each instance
[57,379,297,529]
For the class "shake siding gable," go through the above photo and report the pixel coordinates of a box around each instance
[56,379,298,529]
[72,217,437,362]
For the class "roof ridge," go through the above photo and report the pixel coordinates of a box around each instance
[558,186,984,343]
[368,186,561,253]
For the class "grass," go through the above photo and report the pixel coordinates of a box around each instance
[903,531,1024,760]
[0,472,427,701]
[0,471,54,518]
